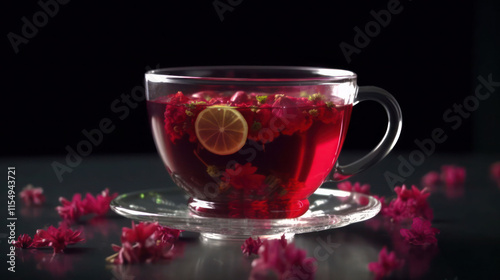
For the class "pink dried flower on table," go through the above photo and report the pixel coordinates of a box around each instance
[368,247,403,280]
[82,188,118,216]
[421,171,442,187]
[394,185,429,202]
[441,165,466,188]
[14,234,33,248]
[242,237,263,256]
[19,184,45,206]
[32,225,84,253]
[337,181,370,194]
[400,217,439,246]
[242,234,287,256]
[109,221,181,264]
[382,200,412,222]
[155,224,182,244]
[111,241,142,265]
[121,221,158,244]
[382,185,433,222]
[490,162,500,184]
[56,193,86,221]
[250,239,316,280]
[57,189,119,221]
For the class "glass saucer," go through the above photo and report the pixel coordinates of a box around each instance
[110,187,380,240]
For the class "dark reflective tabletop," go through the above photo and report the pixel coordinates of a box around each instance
[1,153,499,280]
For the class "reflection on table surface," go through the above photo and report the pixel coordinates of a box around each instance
[2,153,500,280]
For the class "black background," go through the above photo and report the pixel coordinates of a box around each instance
[3,0,499,158]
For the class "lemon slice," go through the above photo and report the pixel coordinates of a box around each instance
[195,106,248,155]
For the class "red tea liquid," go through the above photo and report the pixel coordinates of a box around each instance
[147,92,352,218]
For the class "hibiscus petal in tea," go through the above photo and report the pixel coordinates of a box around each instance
[147,91,352,219]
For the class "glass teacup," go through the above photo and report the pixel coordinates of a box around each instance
[145,66,401,219]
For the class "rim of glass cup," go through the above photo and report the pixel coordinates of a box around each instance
[145,66,357,86]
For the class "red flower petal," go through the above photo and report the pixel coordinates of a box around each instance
[382,185,433,222]
[271,95,312,136]
[56,193,85,221]
[222,163,266,190]
[490,162,500,185]
[242,234,286,256]
[19,184,46,206]
[155,224,182,244]
[56,189,119,221]
[230,91,251,105]
[31,225,84,253]
[82,188,119,216]
[241,237,263,256]
[250,238,316,280]
[167,91,189,104]
[441,165,466,188]
[110,222,181,264]
[421,171,442,187]
[368,247,403,280]
[121,221,158,244]
[400,217,439,246]
[14,234,33,248]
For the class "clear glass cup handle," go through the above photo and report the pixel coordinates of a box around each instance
[328,86,403,182]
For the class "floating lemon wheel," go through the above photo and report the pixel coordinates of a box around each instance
[195,106,248,155]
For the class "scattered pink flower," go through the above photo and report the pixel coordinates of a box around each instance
[382,199,413,222]
[14,234,33,248]
[222,163,266,190]
[400,217,439,246]
[155,224,182,244]
[56,193,86,221]
[381,185,433,222]
[121,221,158,244]
[441,165,466,188]
[111,241,142,265]
[19,184,46,206]
[109,222,181,264]
[250,238,316,280]
[490,162,500,184]
[368,247,403,280]
[31,225,85,253]
[242,234,287,256]
[82,188,118,216]
[242,237,263,256]
[337,181,370,194]
[421,171,441,187]
[394,185,429,202]
[56,189,119,221]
